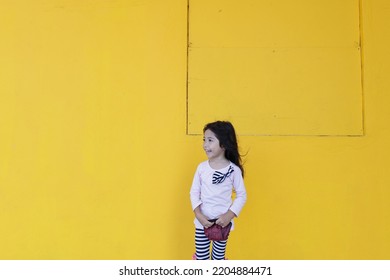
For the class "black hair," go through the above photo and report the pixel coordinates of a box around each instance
[203,121,244,177]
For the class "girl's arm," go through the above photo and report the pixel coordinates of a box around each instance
[229,168,247,217]
[190,166,202,210]
[216,167,247,227]
[190,164,214,228]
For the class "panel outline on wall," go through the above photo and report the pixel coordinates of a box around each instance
[186,0,364,136]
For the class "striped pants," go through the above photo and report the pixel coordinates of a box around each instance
[195,228,228,260]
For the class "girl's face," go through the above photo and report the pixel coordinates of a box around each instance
[203,129,225,161]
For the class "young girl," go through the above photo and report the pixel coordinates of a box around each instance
[190,121,247,260]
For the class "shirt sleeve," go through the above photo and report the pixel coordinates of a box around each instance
[189,164,202,211]
[229,167,247,216]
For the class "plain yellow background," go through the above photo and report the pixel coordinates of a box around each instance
[0,0,389,259]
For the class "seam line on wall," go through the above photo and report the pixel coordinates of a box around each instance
[185,0,190,135]
[359,0,366,137]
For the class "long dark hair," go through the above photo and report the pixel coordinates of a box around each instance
[203,121,244,177]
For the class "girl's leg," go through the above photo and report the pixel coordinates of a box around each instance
[195,228,211,260]
[211,239,228,260]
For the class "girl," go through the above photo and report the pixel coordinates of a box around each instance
[190,121,247,260]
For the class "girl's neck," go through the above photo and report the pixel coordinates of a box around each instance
[208,157,230,170]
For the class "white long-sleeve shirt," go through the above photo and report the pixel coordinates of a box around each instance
[190,160,247,229]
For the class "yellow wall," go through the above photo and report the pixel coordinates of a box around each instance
[0,0,389,259]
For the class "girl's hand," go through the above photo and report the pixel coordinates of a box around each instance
[216,210,236,227]
[200,218,215,229]
[196,213,214,228]
[194,206,214,228]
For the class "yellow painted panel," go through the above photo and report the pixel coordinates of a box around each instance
[188,0,363,135]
